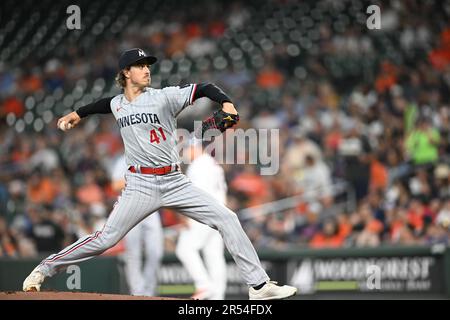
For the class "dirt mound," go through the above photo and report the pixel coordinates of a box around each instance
[0,291,185,300]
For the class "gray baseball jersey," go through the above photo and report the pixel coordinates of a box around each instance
[36,84,270,289]
[110,85,197,167]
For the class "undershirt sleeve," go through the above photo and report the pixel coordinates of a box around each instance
[75,97,113,118]
[193,83,232,105]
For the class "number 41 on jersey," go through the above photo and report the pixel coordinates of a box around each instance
[150,128,167,144]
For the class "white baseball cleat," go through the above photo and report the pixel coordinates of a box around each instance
[249,281,297,300]
[23,266,46,292]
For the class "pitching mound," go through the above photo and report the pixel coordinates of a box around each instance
[0,291,185,300]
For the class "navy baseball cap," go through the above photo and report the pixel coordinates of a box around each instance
[118,48,157,70]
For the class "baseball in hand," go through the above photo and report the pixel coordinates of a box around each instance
[58,120,73,131]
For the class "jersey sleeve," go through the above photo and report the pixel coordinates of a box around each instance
[162,84,197,117]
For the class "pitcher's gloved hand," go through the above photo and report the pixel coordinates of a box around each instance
[196,110,240,139]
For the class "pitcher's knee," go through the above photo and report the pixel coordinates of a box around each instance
[216,211,241,231]
[96,229,122,252]
[222,211,240,225]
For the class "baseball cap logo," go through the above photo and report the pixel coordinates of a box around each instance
[119,48,157,70]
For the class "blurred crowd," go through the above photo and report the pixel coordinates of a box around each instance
[1,0,450,257]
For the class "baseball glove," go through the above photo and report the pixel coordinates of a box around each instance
[196,109,240,139]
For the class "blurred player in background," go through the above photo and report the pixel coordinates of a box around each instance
[176,140,227,300]
[111,154,163,296]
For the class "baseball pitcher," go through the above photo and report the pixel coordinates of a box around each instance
[23,48,297,300]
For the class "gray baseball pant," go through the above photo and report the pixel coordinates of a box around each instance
[38,171,269,286]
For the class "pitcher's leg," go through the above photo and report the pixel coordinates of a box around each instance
[38,223,124,277]
[164,178,269,286]
[37,173,162,278]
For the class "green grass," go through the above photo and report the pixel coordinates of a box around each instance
[157,284,195,295]
[316,281,359,291]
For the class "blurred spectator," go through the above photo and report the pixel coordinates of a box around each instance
[295,154,333,206]
[220,65,252,90]
[43,59,65,92]
[13,232,38,257]
[295,203,322,245]
[94,120,123,157]
[227,2,250,29]
[323,120,343,157]
[369,153,389,192]
[19,69,43,94]
[0,67,16,97]
[4,180,26,224]
[424,223,449,246]
[251,110,283,129]
[264,211,295,249]
[283,127,323,174]
[405,117,441,166]
[208,20,226,38]
[166,27,188,57]
[408,168,434,202]
[76,172,104,205]
[338,124,371,200]
[26,171,57,206]
[436,201,450,230]
[406,199,436,237]
[309,217,344,249]
[336,212,352,241]
[0,95,25,118]
[354,203,383,247]
[256,64,284,89]
[375,61,398,94]
[29,137,60,173]
[429,28,450,71]
[230,164,271,207]
[317,82,339,110]
[26,206,65,254]
[0,216,18,257]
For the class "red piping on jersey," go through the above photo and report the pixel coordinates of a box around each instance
[190,84,198,104]
[41,231,102,265]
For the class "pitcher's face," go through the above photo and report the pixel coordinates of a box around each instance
[126,63,151,88]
